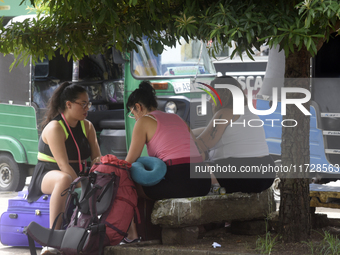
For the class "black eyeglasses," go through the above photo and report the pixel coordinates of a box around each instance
[73,101,92,109]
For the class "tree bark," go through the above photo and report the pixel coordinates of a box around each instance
[279,45,311,242]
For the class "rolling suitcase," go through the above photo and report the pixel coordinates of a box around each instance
[0,190,50,247]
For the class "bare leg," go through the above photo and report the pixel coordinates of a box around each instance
[41,170,73,229]
[135,183,152,200]
[125,184,151,240]
[210,172,220,185]
[126,218,138,240]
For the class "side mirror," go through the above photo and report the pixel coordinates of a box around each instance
[113,48,126,64]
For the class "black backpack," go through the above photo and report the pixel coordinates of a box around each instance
[25,156,139,255]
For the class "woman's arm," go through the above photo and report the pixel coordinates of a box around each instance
[191,127,206,137]
[43,121,79,181]
[125,118,148,164]
[194,109,235,156]
[85,120,101,165]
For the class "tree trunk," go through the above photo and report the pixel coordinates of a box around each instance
[279,45,311,242]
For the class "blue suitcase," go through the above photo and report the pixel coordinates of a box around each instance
[0,190,50,247]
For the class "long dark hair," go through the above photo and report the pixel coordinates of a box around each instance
[126,81,158,113]
[41,82,87,129]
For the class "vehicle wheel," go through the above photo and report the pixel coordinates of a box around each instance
[0,153,27,191]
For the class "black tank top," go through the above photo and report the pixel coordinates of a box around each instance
[38,114,91,161]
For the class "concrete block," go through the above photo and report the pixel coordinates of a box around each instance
[162,226,199,245]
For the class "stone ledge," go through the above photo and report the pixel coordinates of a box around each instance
[151,188,275,228]
[104,243,256,255]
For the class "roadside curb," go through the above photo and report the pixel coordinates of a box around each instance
[105,246,257,255]
[104,240,258,255]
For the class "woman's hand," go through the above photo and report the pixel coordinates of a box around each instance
[86,120,102,165]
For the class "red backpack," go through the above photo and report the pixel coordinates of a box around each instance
[88,154,140,246]
[26,155,139,255]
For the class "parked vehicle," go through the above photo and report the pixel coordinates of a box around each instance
[212,45,269,107]
[0,15,216,191]
[256,36,340,199]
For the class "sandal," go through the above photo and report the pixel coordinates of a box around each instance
[119,237,141,245]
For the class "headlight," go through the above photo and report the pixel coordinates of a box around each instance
[165,101,177,114]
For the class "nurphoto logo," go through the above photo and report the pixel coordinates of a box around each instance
[199,83,311,117]
[197,82,221,116]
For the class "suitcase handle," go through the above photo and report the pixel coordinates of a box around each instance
[9,213,18,219]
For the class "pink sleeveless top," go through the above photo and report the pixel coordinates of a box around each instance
[146,111,202,163]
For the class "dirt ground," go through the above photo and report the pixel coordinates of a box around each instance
[194,229,324,254]
[152,225,335,255]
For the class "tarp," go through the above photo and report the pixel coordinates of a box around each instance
[0,53,30,105]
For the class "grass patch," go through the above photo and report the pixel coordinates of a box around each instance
[255,221,280,255]
[303,230,340,255]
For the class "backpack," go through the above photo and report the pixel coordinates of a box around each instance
[25,154,139,255]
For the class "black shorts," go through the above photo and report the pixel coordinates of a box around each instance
[213,155,276,193]
[27,161,59,203]
[142,163,211,200]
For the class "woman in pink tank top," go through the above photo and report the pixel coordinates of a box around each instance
[120,81,210,244]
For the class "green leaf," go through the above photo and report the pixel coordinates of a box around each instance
[230,29,237,37]
[230,48,237,59]
[257,24,261,36]
[298,41,303,51]
[283,43,289,56]
[249,28,254,38]
[98,9,107,24]
[289,42,294,53]
[305,15,311,28]
[306,37,312,50]
[295,35,300,46]
[245,49,254,61]
[210,29,219,38]
[311,40,317,55]
[246,32,251,43]
[277,34,285,44]
[312,34,326,38]
[258,35,272,42]
[327,8,331,18]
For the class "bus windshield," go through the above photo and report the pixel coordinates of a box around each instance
[132,38,216,79]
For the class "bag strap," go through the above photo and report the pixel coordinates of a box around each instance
[26,228,37,255]
[96,174,116,202]
[61,113,86,173]
[87,223,106,255]
[98,228,105,255]
[88,174,116,217]
[104,220,128,238]
[47,212,64,245]
[115,196,141,224]
[62,176,89,225]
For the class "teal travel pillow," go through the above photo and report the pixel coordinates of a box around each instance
[130,157,167,186]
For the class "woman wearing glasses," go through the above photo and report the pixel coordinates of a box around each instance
[27,82,101,255]
[121,81,210,244]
